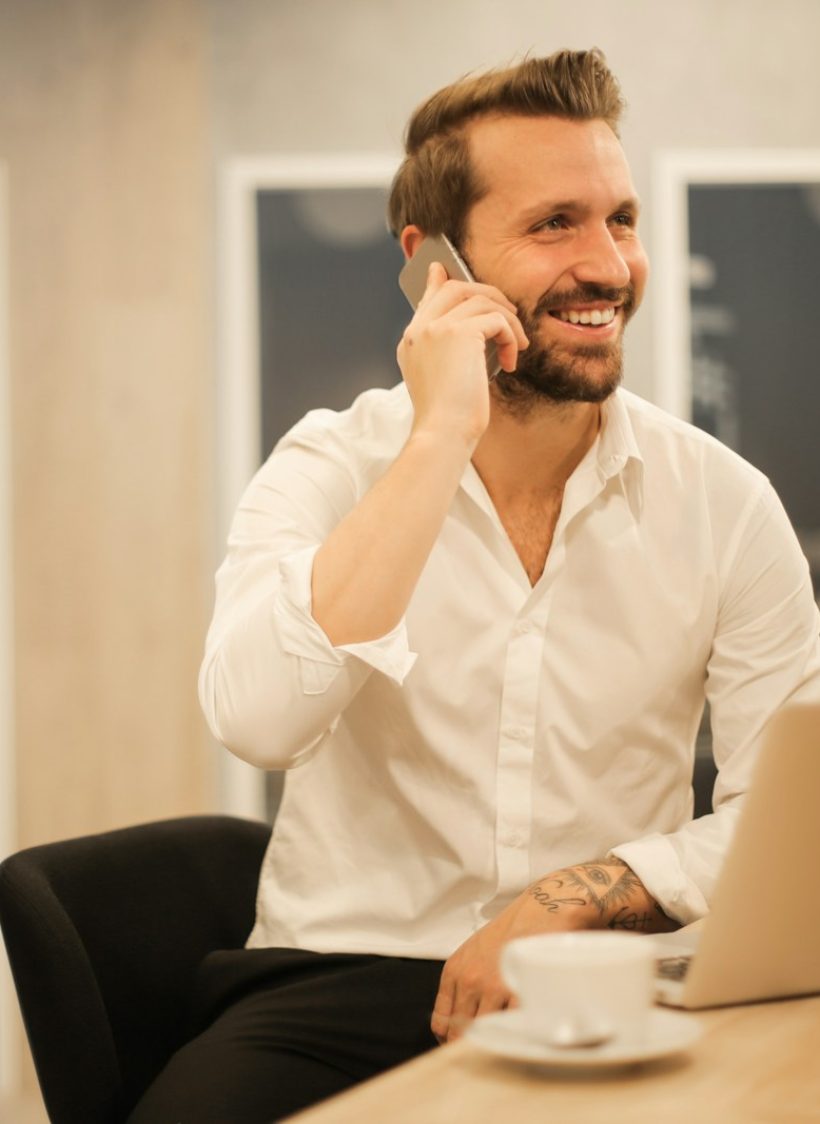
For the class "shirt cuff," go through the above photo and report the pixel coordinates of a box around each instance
[608,834,709,927]
[274,545,417,690]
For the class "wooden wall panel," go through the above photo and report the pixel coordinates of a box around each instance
[0,0,218,1101]
[0,0,216,848]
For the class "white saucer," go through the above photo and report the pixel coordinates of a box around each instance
[465,1008,702,1069]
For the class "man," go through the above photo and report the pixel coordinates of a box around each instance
[129,49,820,1124]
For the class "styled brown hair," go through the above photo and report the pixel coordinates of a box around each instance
[387,48,625,250]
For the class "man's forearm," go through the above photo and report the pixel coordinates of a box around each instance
[431,856,677,1042]
[526,857,678,933]
[311,428,473,646]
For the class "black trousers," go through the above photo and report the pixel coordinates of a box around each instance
[126,948,444,1124]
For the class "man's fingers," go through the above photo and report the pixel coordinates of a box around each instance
[475,984,512,1018]
[430,1006,449,1043]
[442,992,480,1042]
[404,307,527,377]
[431,963,482,1043]
[430,967,455,1043]
[441,296,529,349]
[438,983,509,1043]
[420,274,518,317]
[443,970,485,1042]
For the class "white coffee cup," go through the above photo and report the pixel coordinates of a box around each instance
[500,931,658,1046]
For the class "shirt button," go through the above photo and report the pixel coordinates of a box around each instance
[504,726,528,741]
[515,619,536,635]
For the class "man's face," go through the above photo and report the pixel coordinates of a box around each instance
[461,114,649,407]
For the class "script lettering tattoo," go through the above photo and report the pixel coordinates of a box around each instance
[527,858,674,933]
[528,878,588,913]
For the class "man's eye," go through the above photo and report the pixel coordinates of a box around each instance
[534,216,566,233]
[610,212,636,228]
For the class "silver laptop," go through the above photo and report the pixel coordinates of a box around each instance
[655,703,820,1009]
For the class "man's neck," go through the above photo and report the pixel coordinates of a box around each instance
[472,395,603,503]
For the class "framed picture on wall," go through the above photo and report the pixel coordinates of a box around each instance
[653,150,820,601]
[217,154,406,820]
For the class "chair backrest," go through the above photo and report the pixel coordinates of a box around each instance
[0,814,271,1124]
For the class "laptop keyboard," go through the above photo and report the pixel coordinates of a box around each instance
[657,956,692,981]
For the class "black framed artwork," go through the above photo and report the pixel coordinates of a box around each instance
[654,152,820,599]
[218,156,404,820]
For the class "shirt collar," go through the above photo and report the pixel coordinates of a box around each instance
[459,389,645,521]
[596,390,645,519]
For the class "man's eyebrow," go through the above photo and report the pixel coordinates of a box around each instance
[519,199,581,224]
[616,196,642,216]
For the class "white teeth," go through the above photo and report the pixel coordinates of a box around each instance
[557,307,616,326]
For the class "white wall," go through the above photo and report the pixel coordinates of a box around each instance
[204,0,820,402]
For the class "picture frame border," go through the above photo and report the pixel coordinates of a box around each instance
[651,147,820,421]
[215,153,401,818]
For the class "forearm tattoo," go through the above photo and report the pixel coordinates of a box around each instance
[527,858,674,933]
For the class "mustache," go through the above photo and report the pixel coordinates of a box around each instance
[532,283,636,318]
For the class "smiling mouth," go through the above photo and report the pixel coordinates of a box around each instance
[549,307,617,327]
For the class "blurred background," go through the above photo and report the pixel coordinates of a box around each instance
[1,0,819,1113]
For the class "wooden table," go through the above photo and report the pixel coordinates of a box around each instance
[287,994,820,1123]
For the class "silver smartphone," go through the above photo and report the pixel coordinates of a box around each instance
[398,233,501,378]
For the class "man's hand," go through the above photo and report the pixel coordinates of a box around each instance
[397,262,529,452]
[431,857,676,1044]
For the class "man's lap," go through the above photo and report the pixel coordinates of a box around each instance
[126,947,444,1124]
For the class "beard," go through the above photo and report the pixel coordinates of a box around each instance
[493,282,637,414]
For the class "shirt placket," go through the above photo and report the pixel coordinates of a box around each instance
[491,605,549,901]
[485,462,616,911]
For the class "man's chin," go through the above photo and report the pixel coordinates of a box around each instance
[495,355,623,407]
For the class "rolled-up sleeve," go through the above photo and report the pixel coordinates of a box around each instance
[611,483,820,924]
[198,432,417,770]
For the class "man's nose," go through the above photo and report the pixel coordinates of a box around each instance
[572,227,631,290]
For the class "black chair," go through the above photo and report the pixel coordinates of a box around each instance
[0,814,271,1124]
[693,751,718,819]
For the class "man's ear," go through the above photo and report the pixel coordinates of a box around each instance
[399,225,425,262]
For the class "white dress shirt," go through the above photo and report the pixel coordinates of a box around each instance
[199,384,820,956]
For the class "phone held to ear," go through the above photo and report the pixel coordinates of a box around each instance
[398,233,502,379]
